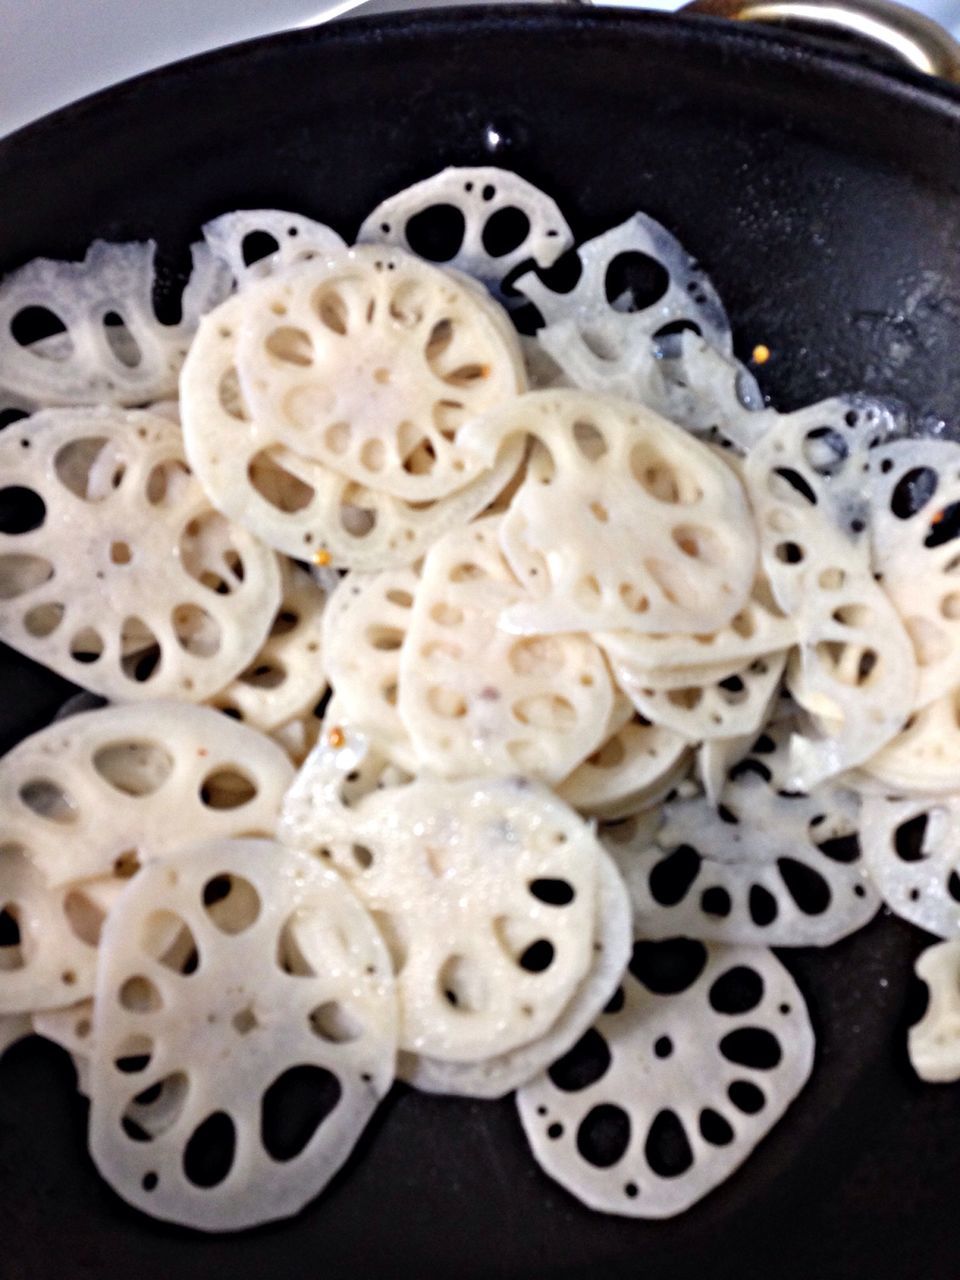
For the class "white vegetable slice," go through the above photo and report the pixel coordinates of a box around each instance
[398,516,613,782]
[860,793,960,937]
[282,742,601,1064]
[233,246,525,501]
[698,733,756,808]
[0,701,294,886]
[202,211,345,286]
[909,939,960,1082]
[88,838,396,1232]
[0,406,281,701]
[649,332,765,448]
[400,850,631,1099]
[0,240,229,405]
[33,997,95,1067]
[605,719,877,946]
[861,690,960,796]
[210,560,327,732]
[321,565,420,770]
[180,295,524,569]
[868,439,960,709]
[743,398,914,786]
[517,938,814,1218]
[461,391,756,636]
[613,652,786,743]
[358,167,573,303]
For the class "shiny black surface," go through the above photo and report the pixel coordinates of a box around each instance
[0,9,958,1277]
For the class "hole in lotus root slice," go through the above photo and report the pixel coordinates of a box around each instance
[514,213,730,407]
[460,391,755,637]
[0,239,230,405]
[399,850,631,1099]
[0,702,294,888]
[516,939,813,1218]
[397,516,612,782]
[88,838,396,1231]
[604,717,877,946]
[357,167,573,304]
[284,765,601,1065]
[614,651,787,743]
[209,560,328,733]
[202,210,345,287]
[232,246,525,502]
[321,564,421,771]
[180,295,524,570]
[861,793,960,937]
[908,939,960,1082]
[0,407,281,701]
[866,439,960,709]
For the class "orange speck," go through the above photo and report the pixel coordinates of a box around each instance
[932,509,945,525]
[751,344,771,365]
[312,549,332,567]
[328,726,345,749]
[197,748,208,757]
[479,364,492,378]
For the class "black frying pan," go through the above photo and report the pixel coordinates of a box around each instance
[0,7,958,1278]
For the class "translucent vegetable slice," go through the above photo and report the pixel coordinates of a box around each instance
[358,166,573,303]
[516,938,813,1218]
[0,406,281,701]
[461,391,756,636]
[0,240,229,405]
[860,792,960,937]
[397,516,613,782]
[909,939,960,1082]
[180,294,524,568]
[202,210,345,286]
[0,701,294,886]
[88,838,396,1231]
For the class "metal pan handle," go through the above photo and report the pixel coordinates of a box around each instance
[680,0,960,80]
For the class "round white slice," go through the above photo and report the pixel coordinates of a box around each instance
[180,295,524,568]
[358,166,573,303]
[647,332,765,449]
[202,210,345,286]
[88,838,397,1232]
[861,792,960,937]
[322,564,420,769]
[0,701,294,887]
[517,938,814,1218]
[909,939,960,1082]
[0,240,229,405]
[461,390,756,636]
[614,652,786,742]
[866,439,960,709]
[0,406,281,701]
[400,850,631,1099]
[861,690,960,796]
[398,516,613,782]
[233,246,525,501]
[210,560,327,732]
[557,706,689,818]
[605,718,877,946]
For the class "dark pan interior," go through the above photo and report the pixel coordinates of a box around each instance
[0,8,958,1278]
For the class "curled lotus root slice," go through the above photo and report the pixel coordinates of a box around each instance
[861,690,960,796]
[0,240,229,405]
[698,733,756,808]
[744,401,914,786]
[0,407,281,702]
[358,166,573,303]
[0,856,124,1012]
[202,210,345,287]
[0,701,294,887]
[210,560,328,733]
[322,565,420,770]
[397,516,613,782]
[867,439,960,709]
[461,391,757,636]
[647,332,765,449]
[909,939,960,1082]
[860,793,960,937]
[180,294,524,569]
[400,850,631,1099]
[605,721,877,946]
[282,744,601,1064]
[614,652,786,743]
[88,838,397,1232]
[516,938,814,1219]
[233,246,526,501]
